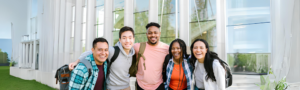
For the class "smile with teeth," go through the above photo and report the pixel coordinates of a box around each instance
[151,37,156,40]
[196,53,202,56]
[99,56,106,59]
[174,53,179,56]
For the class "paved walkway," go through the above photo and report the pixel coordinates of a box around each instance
[130,75,300,90]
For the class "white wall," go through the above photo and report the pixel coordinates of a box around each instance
[0,0,29,62]
[271,0,300,83]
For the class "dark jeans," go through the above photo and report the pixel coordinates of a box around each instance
[136,81,165,90]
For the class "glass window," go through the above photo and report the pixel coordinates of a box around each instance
[113,0,124,45]
[134,0,149,43]
[226,0,271,74]
[189,0,217,52]
[31,0,38,17]
[31,0,38,40]
[71,5,75,60]
[158,0,179,44]
[82,0,87,52]
[96,0,104,37]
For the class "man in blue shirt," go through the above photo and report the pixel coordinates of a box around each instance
[69,38,109,90]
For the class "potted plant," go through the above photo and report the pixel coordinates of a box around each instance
[257,68,289,90]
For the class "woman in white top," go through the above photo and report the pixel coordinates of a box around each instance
[190,39,226,90]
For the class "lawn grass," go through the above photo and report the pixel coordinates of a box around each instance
[0,66,56,90]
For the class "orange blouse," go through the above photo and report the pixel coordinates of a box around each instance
[169,64,187,90]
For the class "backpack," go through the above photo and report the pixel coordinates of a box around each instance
[191,59,232,89]
[219,60,233,88]
[54,46,120,90]
[129,42,146,77]
[54,59,92,90]
[106,46,121,77]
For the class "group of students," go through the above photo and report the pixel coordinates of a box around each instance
[68,22,226,90]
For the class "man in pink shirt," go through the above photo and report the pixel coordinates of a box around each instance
[134,22,169,90]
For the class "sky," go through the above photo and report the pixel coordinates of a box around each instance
[0,39,12,60]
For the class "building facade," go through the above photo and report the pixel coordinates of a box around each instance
[8,0,300,89]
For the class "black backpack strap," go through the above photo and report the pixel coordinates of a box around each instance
[79,59,93,77]
[106,46,120,78]
[110,46,120,65]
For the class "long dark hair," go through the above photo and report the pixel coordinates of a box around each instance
[168,39,188,89]
[169,39,188,60]
[190,39,225,81]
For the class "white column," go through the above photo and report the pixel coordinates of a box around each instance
[32,41,36,69]
[216,0,226,61]
[64,0,72,64]
[124,0,134,27]
[58,0,66,67]
[29,42,32,68]
[74,0,83,60]
[46,0,55,71]
[86,0,96,50]
[53,0,60,70]
[25,43,28,67]
[179,0,190,45]
[22,43,25,67]
[104,0,114,45]
[18,43,22,68]
[148,0,158,23]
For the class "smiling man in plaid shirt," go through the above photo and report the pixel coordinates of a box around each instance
[69,38,109,90]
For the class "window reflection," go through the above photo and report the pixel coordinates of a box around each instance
[134,0,149,43]
[189,0,217,52]
[226,0,271,74]
[113,0,124,45]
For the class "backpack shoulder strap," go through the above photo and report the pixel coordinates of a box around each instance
[110,46,120,65]
[137,42,147,70]
[139,42,146,56]
[79,59,92,77]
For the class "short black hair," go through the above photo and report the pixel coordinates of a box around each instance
[93,37,109,48]
[145,22,160,30]
[119,26,135,39]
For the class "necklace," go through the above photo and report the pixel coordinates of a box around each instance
[174,65,181,71]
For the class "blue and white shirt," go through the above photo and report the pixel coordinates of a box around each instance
[164,57,194,90]
[69,54,108,90]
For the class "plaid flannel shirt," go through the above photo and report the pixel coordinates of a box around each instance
[164,57,194,90]
[69,54,107,90]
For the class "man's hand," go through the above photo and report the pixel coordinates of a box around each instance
[69,59,80,71]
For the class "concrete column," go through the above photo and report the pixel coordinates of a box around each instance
[29,42,32,67]
[58,0,66,67]
[86,0,96,50]
[64,0,72,64]
[179,0,190,45]
[25,43,28,67]
[53,0,60,70]
[148,0,158,23]
[18,43,22,68]
[104,0,113,45]
[32,41,36,69]
[124,0,134,27]
[216,0,226,61]
[74,0,83,60]
[22,43,25,67]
